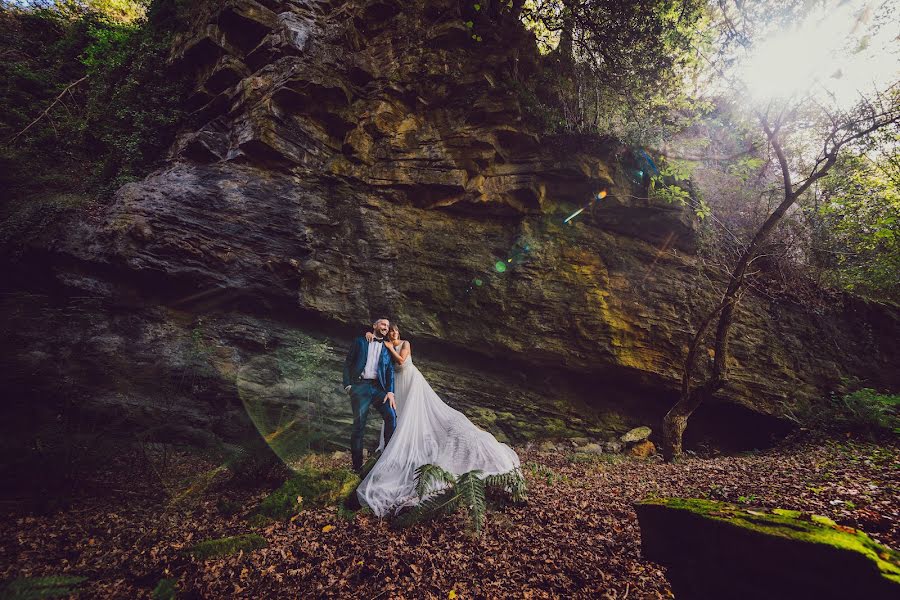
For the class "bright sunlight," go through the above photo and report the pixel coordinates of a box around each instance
[738,0,899,108]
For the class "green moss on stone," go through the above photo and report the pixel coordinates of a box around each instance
[187,534,268,560]
[251,463,360,523]
[640,497,900,584]
[596,411,627,433]
[467,406,499,426]
[0,575,87,599]
[542,417,581,438]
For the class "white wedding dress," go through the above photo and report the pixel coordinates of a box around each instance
[356,350,521,516]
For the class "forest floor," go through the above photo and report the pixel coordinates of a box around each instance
[1,437,897,599]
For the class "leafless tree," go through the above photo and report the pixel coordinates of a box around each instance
[661,87,900,461]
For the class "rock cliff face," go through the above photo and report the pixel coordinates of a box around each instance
[3,0,898,451]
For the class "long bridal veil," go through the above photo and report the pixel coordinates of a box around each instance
[357,358,520,516]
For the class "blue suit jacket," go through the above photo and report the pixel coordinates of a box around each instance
[342,336,395,393]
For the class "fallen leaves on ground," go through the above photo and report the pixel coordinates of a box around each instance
[0,438,896,598]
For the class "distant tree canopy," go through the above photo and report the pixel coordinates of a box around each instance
[516,0,709,144]
[0,0,189,204]
[809,146,900,302]
[2,0,149,23]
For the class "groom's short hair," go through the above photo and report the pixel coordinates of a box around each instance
[372,317,390,327]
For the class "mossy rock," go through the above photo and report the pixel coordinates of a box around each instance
[635,497,900,600]
[250,461,360,524]
[0,575,87,599]
[620,426,651,443]
[187,534,267,560]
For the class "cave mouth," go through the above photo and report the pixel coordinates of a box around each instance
[683,401,796,454]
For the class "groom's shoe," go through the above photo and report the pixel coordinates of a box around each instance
[343,490,362,511]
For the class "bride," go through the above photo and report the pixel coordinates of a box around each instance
[356,323,521,516]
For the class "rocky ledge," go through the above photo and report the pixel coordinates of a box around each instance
[2,0,898,453]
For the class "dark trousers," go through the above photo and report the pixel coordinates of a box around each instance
[350,380,397,470]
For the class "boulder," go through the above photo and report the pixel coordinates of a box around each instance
[538,440,558,453]
[577,443,604,455]
[630,440,656,458]
[620,426,652,444]
[635,498,900,600]
[605,440,624,454]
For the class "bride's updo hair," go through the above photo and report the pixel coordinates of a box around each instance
[388,322,400,336]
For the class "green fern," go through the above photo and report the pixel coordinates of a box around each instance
[396,465,527,533]
[484,469,528,502]
[456,470,487,532]
[414,463,456,498]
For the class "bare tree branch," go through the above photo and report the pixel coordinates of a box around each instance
[7,75,89,146]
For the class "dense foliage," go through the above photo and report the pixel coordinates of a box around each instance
[791,387,900,437]
[807,150,900,302]
[0,0,190,207]
[516,0,709,145]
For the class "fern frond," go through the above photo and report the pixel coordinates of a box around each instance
[395,486,461,529]
[397,466,527,533]
[456,470,486,532]
[414,463,455,498]
[483,471,515,489]
[485,468,528,502]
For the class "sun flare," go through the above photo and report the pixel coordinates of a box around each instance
[738,0,899,108]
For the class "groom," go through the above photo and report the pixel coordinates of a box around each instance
[342,318,397,471]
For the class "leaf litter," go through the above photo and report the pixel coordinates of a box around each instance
[0,438,896,598]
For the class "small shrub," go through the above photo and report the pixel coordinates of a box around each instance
[794,388,899,437]
[525,461,559,485]
[151,577,177,600]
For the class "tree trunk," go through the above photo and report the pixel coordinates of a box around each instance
[663,119,798,462]
[661,406,688,461]
[557,0,575,71]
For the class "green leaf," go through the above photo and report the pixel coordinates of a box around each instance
[414,464,455,498]
[485,469,528,502]
[456,470,487,532]
[398,466,527,533]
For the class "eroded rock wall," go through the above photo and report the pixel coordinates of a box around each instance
[2,0,898,452]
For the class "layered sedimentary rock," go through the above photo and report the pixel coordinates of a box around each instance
[3,0,898,451]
